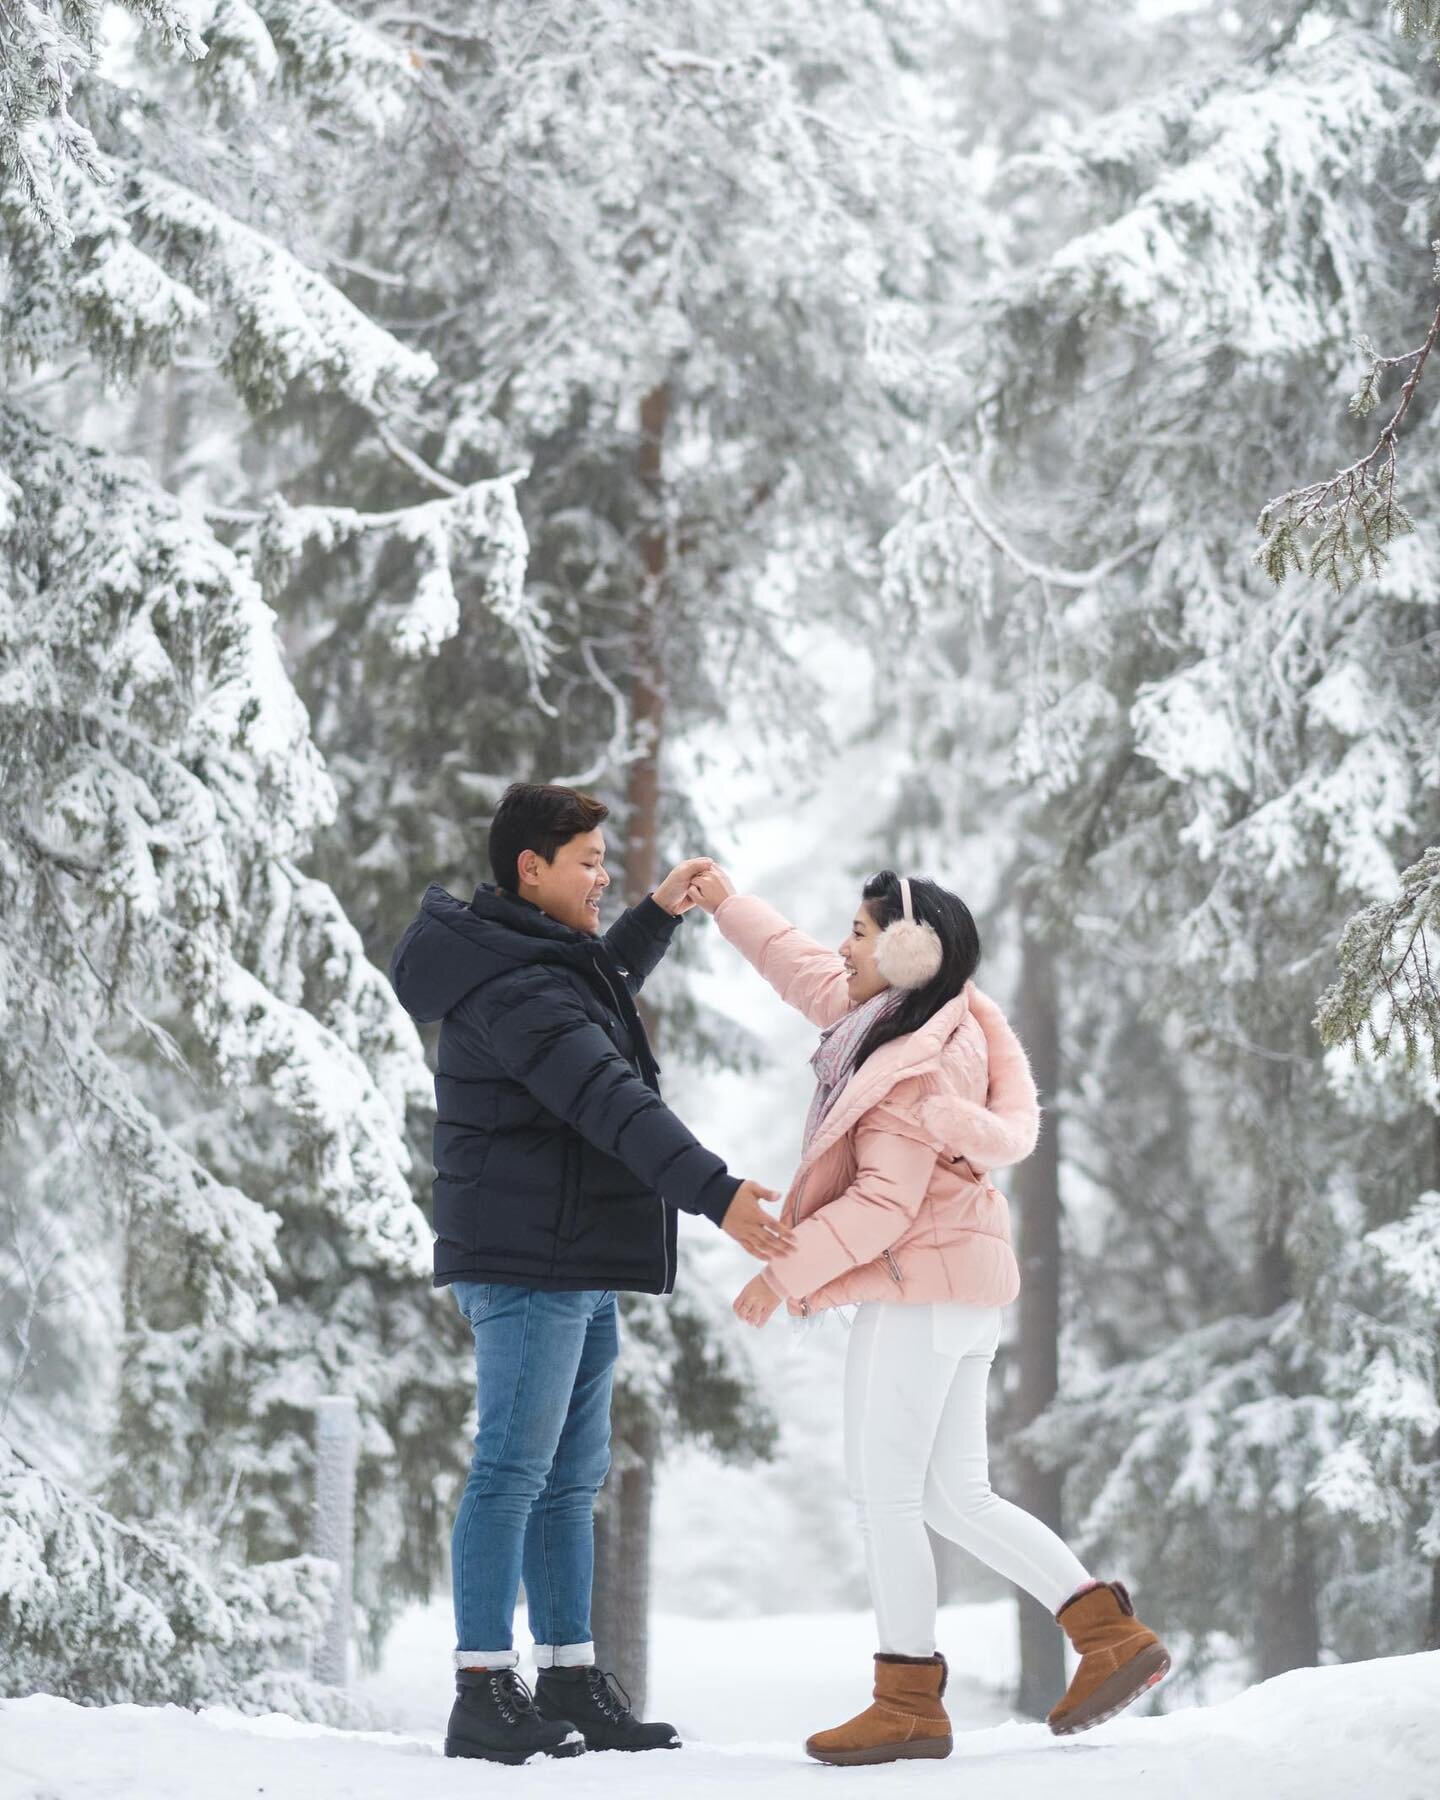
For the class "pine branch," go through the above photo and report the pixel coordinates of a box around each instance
[1255,287,1440,591]
[1315,845,1440,1076]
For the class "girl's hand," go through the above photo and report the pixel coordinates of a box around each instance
[733,1272,782,1328]
[654,857,717,916]
[687,867,737,915]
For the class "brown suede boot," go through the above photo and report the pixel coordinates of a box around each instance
[1048,1580,1171,1735]
[804,1653,953,1766]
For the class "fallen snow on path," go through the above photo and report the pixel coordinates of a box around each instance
[353,1600,1021,1741]
[3,1648,1436,1800]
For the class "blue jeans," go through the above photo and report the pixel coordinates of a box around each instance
[450,1282,618,1663]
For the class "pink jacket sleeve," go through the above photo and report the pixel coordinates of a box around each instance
[713,894,852,1030]
[760,1098,939,1301]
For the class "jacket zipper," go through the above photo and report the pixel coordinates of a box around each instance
[592,952,670,1291]
[882,1249,903,1287]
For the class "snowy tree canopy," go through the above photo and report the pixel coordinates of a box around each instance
[1,0,529,1707]
[880,0,1440,1678]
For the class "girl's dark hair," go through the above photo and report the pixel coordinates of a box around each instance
[488,782,609,892]
[852,869,981,1069]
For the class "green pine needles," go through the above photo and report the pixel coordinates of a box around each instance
[1316,845,1440,1078]
[1256,299,1438,593]
[1257,4,1440,591]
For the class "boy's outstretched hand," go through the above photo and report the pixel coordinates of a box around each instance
[653,857,718,916]
[734,1273,783,1328]
[722,1179,796,1258]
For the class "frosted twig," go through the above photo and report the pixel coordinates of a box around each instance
[373,416,462,496]
[1257,292,1440,589]
[551,639,647,787]
[935,446,1154,591]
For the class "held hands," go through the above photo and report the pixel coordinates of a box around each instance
[734,1272,782,1329]
[653,857,718,916]
[721,1179,796,1259]
[686,867,736,915]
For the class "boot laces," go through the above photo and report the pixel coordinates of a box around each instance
[488,1669,537,1724]
[585,1666,633,1723]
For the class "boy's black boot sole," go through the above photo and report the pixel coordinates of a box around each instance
[442,1735,585,1765]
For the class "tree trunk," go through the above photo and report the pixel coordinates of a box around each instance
[1008,929,1069,1718]
[1429,1114,1440,1653]
[592,1415,656,1712]
[591,381,671,1714]
[624,382,670,931]
[1250,1064,1320,1679]
[1426,1556,1440,1655]
[1253,1512,1319,1677]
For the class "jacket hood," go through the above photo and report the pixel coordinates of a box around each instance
[389,882,591,1023]
[913,985,1041,1171]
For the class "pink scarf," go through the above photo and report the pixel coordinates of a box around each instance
[801,988,899,1157]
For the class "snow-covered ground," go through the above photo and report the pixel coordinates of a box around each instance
[3,1617,1435,1800]
[350,1598,1018,1741]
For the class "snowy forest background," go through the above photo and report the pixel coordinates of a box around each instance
[2,0,1440,1734]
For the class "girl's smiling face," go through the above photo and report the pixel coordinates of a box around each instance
[839,901,890,1005]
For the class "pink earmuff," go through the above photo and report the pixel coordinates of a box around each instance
[873,876,943,991]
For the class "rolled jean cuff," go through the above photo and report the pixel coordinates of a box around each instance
[532,1640,595,1669]
[454,1649,519,1671]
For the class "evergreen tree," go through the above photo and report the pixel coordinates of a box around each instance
[884,0,1440,1686]
[1,1,524,1702]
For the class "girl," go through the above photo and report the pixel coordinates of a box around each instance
[687,866,1170,1765]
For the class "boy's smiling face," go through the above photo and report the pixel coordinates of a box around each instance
[517,828,611,934]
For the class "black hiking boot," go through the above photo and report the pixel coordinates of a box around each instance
[444,1666,587,1764]
[534,1664,681,1752]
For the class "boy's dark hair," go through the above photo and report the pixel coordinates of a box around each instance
[488,783,610,892]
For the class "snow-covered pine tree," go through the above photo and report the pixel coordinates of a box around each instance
[884,0,1440,1684]
[1,1,527,1703]
[1254,4,1440,1084]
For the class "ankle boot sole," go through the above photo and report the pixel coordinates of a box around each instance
[444,1734,586,1764]
[585,1737,683,1752]
[1049,1643,1171,1736]
[806,1734,953,1766]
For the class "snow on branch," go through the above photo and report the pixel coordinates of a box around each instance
[934,447,1154,593]
[0,404,430,1291]
[0,0,418,244]
[1316,844,1440,1077]
[37,1038,281,1332]
[980,48,1417,408]
[0,148,210,377]
[1023,1307,1339,1554]
[0,1,206,243]
[0,1433,361,1718]
[128,169,436,410]
[254,473,545,682]
[244,0,418,133]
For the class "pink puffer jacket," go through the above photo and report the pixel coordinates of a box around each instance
[714,895,1039,1317]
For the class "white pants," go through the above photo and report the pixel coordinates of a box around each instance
[844,1300,1091,1657]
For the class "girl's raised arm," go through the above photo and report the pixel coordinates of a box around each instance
[712,893,852,1029]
